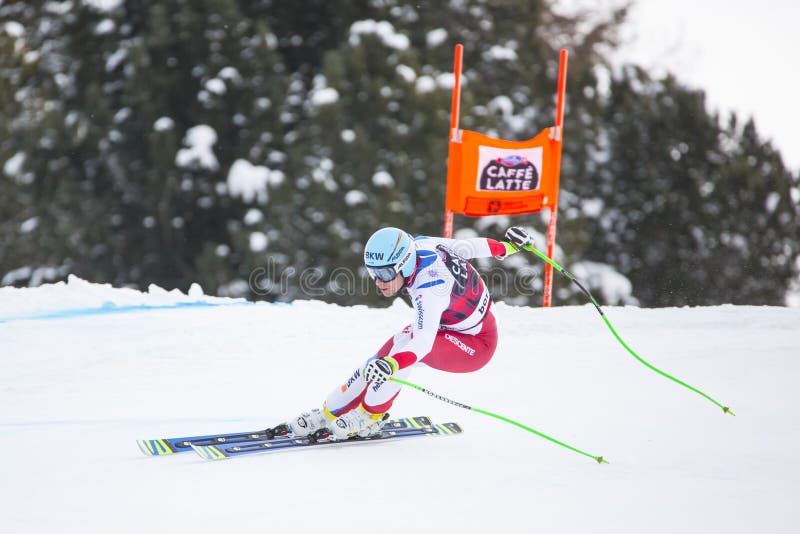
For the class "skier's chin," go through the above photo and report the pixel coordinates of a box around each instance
[380,286,401,298]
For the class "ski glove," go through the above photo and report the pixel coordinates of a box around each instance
[495,227,534,260]
[364,357,399,386]
[505,226,534,249]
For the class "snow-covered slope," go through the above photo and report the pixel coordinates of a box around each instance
[1,279,797,533]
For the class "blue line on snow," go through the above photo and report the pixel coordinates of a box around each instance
[0,300,254,324]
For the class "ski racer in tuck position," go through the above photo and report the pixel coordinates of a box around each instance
[289,225,534,440]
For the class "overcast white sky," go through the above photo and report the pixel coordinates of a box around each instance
[608,0,800,173]
[81,0,799,174]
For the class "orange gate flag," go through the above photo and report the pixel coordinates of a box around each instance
[445,127,562,216]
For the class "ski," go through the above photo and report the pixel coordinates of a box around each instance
[191,422,463,461]
[136,416,433,456]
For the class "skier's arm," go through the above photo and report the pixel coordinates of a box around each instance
[422,237,508,259]
[422,231,532,260]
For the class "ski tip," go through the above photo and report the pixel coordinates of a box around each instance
[595,456,608,465]
[137,439,174,456]
[431,422,463,435]
[191,444,229,461]
[723,406,735,416]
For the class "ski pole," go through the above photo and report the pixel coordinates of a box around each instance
[389,376,608,464]
[523,244,734,416]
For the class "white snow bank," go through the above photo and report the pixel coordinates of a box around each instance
[0,275,245,321]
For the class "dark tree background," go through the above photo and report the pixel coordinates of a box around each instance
[1,0,798,307]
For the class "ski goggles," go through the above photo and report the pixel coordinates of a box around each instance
[366,265,398,282]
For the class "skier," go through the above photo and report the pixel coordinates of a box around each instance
[289,225,534,440]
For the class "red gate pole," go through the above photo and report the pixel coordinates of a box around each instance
[444,44,464,238]
[542,49,568,307]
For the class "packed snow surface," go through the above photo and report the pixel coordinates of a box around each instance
[1,279,798,533]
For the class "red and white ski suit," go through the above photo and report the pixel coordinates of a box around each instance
[324,236,507,418]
